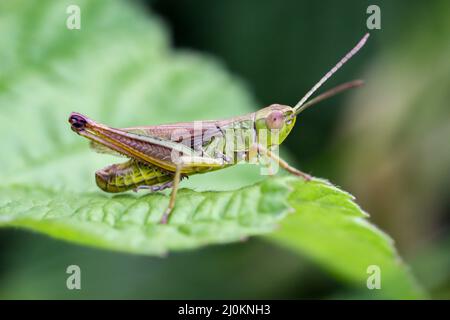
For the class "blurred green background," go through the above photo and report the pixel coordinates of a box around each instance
[1,0,449,299]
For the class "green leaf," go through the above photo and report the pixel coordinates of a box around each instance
[0,0,424,299]
[0,178,291,255]
[268,178,426,299]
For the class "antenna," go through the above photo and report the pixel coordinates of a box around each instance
[294,80,364,115]
[293,33,370,113]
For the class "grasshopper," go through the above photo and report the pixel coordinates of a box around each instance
[69,33,369,224]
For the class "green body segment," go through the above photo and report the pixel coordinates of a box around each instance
[95,160,173,193]
[200,105,296,164]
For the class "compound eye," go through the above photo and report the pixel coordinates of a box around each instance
[266,110,284,129]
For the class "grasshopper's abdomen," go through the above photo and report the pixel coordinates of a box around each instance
[95,160,173,193]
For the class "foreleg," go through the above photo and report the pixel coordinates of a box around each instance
[255,144,311,180]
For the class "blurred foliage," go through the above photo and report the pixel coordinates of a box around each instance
[0,0,448,299]
[336,1,450,252]
[333,0,450,297]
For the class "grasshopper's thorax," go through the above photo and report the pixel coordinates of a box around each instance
[254,104,296,147]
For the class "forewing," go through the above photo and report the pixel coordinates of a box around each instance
[90,141,126,157]
[121,121,226,149]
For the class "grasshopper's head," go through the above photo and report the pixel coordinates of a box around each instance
[254,104,296,147]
